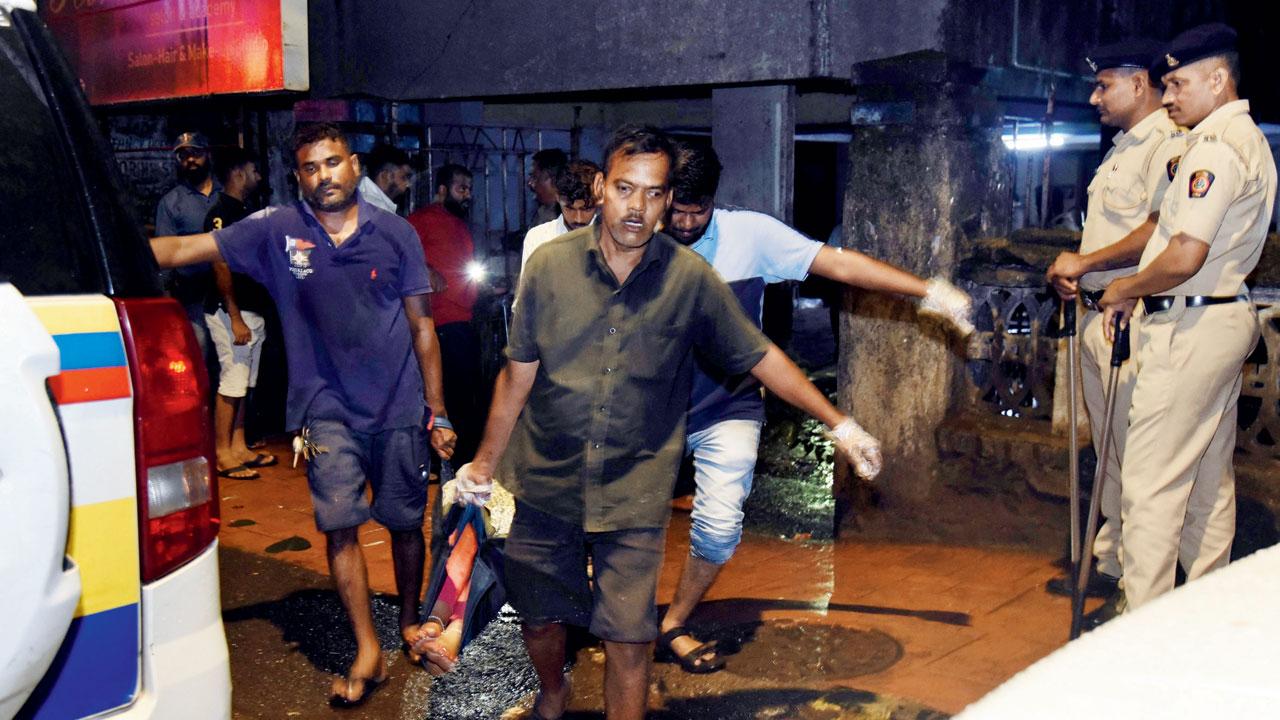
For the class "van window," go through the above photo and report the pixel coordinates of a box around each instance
[0,24,101,295]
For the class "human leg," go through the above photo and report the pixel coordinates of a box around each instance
[660,419,760,669]
[504,501,593,717]
[206,310,250,474]
[207,309,274,469]
[303,421,384,702]
[391,528,426,647]
[1177,305,1257,581]
[364,425,433,658]
[325,525,387,703]
[1120,304,1256,609]
[587,526,665,718]
[602,640,649,720]
[1178,377,1241,580]
[519,622,571,718]
[1079,308,1136,580]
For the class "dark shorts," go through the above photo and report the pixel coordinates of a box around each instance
[503,501,666,643]
[304,419,429,533]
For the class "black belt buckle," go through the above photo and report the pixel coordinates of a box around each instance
[1080,290,1104,313]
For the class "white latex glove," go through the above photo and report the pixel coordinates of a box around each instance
[919,277,976,337]
[827,417,883,481]
[454,462,493,506]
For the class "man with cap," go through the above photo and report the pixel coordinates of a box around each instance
[156,130,220,357]
[1100,23,1275,610]
[1045,38,1185,617]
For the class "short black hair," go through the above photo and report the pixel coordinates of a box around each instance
[531,148,568,175]
[671,141,722,204]
[434,163,473,192]
[364,144,411,179]
[1216,50,1241,86]
[555,159,601,205]
[213,146,257,184]
[601,124,675,179]
[291,122,350,163]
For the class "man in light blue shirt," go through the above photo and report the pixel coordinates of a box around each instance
[657,142,975,673]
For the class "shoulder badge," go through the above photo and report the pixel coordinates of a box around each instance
[1166,156,1181,182]
[1188,170,1214,198]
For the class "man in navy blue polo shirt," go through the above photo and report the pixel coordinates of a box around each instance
[151,123,457,706]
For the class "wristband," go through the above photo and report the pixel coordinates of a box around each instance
[432,416,454,431]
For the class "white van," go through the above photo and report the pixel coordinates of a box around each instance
[0,4,231,718]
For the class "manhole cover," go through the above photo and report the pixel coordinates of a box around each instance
[709,620,902,680]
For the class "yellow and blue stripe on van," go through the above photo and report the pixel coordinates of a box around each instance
[20,297,140,720]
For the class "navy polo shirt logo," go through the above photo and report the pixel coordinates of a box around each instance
[286,235,316,279]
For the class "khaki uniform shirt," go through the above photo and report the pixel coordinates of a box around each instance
[1139,100,1277,296]
[505,226,770,532]
[1079,108,1184,292]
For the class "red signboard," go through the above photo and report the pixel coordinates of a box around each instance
[42,0,308,105]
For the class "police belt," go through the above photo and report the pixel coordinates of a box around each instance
[1141,294,1248,314]
[1080,289,1105,313]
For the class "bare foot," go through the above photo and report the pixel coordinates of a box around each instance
[409,618,462,676]
[329,651,387,706]
[499,673,571,720]
[533,673,571,719]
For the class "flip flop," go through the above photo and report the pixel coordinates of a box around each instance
[217,464,260,480]
[656,626,725,674]
[244,452,277,468]
[328,672,387,708]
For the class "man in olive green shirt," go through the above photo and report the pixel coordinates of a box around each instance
[455,126,880,720]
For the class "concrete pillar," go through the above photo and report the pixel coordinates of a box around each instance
[713,85,798,346]
[712,85,796,222]
[839,65,1010,503]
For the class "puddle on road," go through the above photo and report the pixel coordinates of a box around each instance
[713,619,903,680]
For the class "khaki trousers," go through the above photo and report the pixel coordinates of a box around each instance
[1120,300,1258,609]
[1079,308,1137,579]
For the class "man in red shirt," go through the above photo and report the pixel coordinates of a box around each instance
[408,164,484,463]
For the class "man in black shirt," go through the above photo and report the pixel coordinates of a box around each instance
[203,147,275,478]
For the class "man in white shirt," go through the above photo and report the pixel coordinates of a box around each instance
[520,158,601,269]
[358,144,414,214]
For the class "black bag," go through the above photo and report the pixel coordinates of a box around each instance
[422,501,506,652]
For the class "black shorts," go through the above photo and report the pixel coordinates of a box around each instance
[304,420,429,532]
[503,501,666,643]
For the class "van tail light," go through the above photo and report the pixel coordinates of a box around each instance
[115,298,219,582]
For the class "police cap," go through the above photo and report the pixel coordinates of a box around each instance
[1152,23,1238,78]
[1085,38,1163,74]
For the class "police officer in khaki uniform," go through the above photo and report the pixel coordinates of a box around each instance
[1046,39,1185,605]
[1100,23,1276,610]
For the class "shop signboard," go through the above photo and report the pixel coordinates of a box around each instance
[41,0,308,104]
